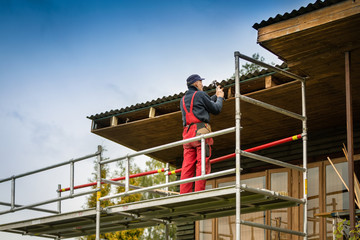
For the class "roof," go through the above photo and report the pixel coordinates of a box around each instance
[253,0,347,30]
[87,63,287,121]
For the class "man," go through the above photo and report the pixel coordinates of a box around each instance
[180,74,224,194]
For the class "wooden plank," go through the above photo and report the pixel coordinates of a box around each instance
[227,87,233,98]
[314,212,332,218]
[110,116,118,126]
[257,0,360,42]
[265,75,278,89]
[149,107,156,118]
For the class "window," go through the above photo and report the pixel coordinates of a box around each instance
[217,180,236,240]
[270,171,289,240]
[308,167,320,240]
[217,176,266,240]
[326,161,349,238]
[199,182,215,240]
[197,173,269,240]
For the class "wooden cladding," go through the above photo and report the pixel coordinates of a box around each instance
[257,0,360,43]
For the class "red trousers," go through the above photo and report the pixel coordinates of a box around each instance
[180,144,211,194]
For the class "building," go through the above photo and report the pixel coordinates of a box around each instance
[88,0,360,239]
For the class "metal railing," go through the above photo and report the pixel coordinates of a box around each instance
[0,150,101,216]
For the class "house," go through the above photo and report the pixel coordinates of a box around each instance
[88,0,360,239]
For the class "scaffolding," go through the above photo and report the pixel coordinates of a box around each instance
[0,52,308,239]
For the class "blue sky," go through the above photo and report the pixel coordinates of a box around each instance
[0,0,313,239]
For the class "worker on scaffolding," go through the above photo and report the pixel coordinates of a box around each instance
[180,74,224,194]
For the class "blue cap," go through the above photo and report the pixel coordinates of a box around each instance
[186,74,205,85]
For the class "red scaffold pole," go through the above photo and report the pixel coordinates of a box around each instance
[167,133,302,175]
[59,134,302,192]
[58,168,165,192]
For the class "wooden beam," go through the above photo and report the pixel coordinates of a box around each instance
[227,87,233,98]
[110,116,118,126]
[257,0,360,43]
[149,107,156,118]
[91,120,97,130]
[265,76,278,89]
[345,51,356,233]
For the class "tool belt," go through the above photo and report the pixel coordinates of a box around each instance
[185,122,211,135]
[194,122,212,136]
[183,122,213,148]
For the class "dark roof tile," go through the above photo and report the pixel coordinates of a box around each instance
[253,0,347,30]
[87,63,288,120]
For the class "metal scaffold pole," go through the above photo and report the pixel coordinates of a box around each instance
[301,79,308,240]
[234,51,241,240]
[96,145,103,240]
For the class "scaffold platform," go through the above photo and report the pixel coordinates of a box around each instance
[0,185,303,239]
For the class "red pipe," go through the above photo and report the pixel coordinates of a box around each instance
[59,168,165,192]
[59,134,301,192]
[168,134,302,175]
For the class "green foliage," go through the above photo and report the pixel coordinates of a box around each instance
[114,158,143,204]
[81,155,144,240]
[81,153,178,239]
[85,161,113,208]
[240,53,266,76]
[231,53,278,79]
[334,219,360,240]
[139,159,177,199]
[139,159,177,239]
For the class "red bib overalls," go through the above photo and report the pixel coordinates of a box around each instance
[180,91,212,194]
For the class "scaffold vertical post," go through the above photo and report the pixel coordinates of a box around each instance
[165,162,169,194]
[96,145,103,240]
[57,184,62,214]
[201,137,206,176]
[165,162,170,239]
[234,51,241,240]
[165,222,170,240]
[301,79,308,239]
[70,161,74,196]
[11,176,15,211]
[125,155,130,193]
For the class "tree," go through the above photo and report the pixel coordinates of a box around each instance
[240,53,266,75]
[81,151,178,239]
[81,153,144,240]
[231,53,279,78]
[139,159,177,240]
